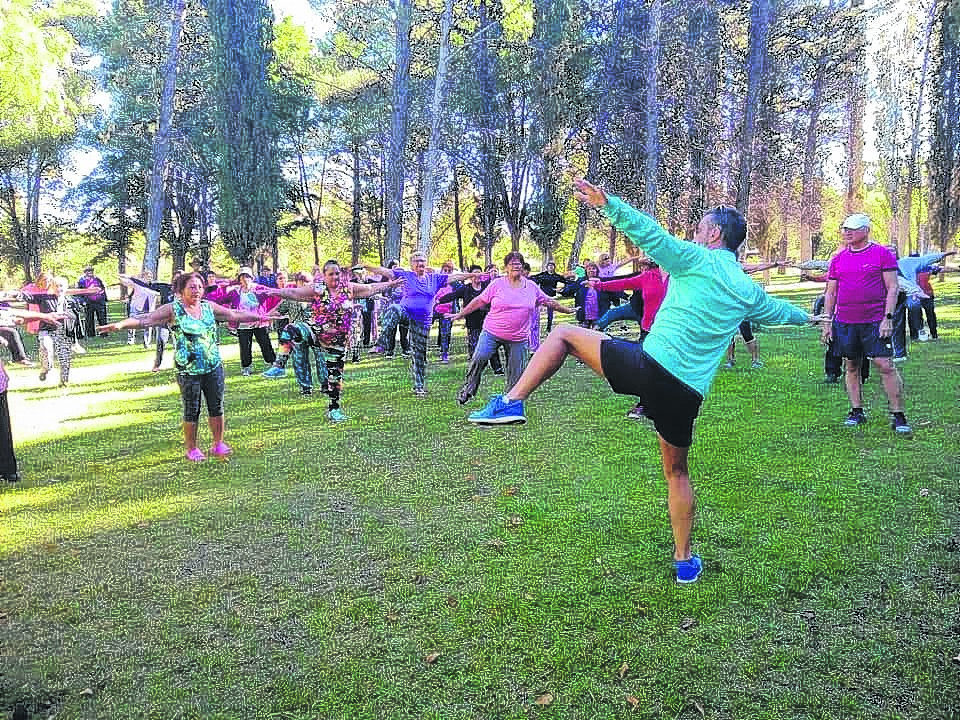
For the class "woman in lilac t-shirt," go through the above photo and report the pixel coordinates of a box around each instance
[363,253,476,396]
[450,251,574,405]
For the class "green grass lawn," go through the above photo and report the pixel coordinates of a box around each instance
[2,281,959,719]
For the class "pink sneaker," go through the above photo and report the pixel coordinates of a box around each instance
[186,448,206,462]
[210,442,232,458]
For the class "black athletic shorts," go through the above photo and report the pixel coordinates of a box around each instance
[833,320,893,360]
[738,320,754,343]
[600,338,704,448]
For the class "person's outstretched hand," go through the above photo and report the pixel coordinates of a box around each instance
[573,179,608,209]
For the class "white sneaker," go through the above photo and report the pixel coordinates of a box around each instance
[72,343,86,355]
[918,329,929,342]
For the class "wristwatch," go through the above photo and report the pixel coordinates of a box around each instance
[885,312,894,319]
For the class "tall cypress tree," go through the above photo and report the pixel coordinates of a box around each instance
[206,0,280,265]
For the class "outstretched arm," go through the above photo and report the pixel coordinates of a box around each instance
[541,298,575,314]
[362,263,395,281]
[449,295,490,321]
[208,302,283,325]
[98,304,175,332]
[350,278,403,299]
[260,284,317,302]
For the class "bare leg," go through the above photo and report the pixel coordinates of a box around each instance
[504,325,607,402]
[745,338,760,363]
[183,421,199,453]
[726,340,735,364]
[844,357,863,407]
[658,435,694,562]
[208,415,225,445]
[873,357,904,413]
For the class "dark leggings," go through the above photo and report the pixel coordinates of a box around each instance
[0,327,28,362]
[238,327,276,369]
[177,365,225,422]
[0,391,17,478]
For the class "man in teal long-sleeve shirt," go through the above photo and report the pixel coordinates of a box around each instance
[468,178,814,584]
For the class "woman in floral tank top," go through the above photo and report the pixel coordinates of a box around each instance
[98,273,281,462]
[262,260,402,422]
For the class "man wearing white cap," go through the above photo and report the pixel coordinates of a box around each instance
[820,213,911,433]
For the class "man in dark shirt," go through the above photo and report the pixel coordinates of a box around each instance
[530,261,570,332]
[76,266,108,337]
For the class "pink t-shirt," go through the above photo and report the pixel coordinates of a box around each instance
[828,243,898,323]
[478,277,549,341]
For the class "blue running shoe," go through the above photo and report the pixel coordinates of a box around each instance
[262,366,286,378]
[468,395,526,425]
[674,555,703,584]
[327,408,347,422]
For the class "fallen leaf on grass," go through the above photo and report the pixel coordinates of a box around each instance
[694,700,706,717]
[465,473,477,483]
[446,596,459,608]
[503,486,518,496]
[617,662,629,679]
[507,515,523,528]
[386,611,400,622]
[425,652,441,664]
[680,617,697,631]
[471,495,485,502]
[524,592,534,601]
[626,695,639,709]
[80,688,94,696]
[919,488,930,497]
[136,521,149,528]
[534,693,553,706]
[487,538,505,549]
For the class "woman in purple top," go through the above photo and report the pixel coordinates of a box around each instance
[363,252,477,396]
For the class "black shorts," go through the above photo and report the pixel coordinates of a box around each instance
[600,338,703,448]
[833,320,892,360]
[737,320,754,343]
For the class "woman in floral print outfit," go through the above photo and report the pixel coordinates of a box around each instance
[262,260,402,422]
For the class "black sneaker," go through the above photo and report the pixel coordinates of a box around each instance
[844,409,866,427]
[891,412,912,434]
[492,368,505,376]
[300,386,313,396]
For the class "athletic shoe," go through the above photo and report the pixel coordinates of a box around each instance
[262,366,286,378]
[413,388,428,398]
[626,403,645,420]
[441,354,449,364]
[186,448,206,462]
[210,442,232,458]
[327,408,347,423]
[751,360,764,369]
[3,473,20,482]
[723,361,734,369]
[300,386,312,396]
[456,391,474,406]
[891,413,912,434]
[468,395,526,425]
[18,359,34,367]
[918,329,929,342]
[368,345,385,355]
[492,368,505,376]
[401,351,411,359]
[241,366,252,377]
[844,408,867,427]
[72,343,86,355]
[674,555,703,584]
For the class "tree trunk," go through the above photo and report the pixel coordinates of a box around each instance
[799,57,827,262]
[845,0,867,214]
[642,0,662,214]
[417,0,453,256]
[685,2,720,236]
[144,0,186,277]
[385,0,412,264]
[901,0,937,255]
[735,0,775,213]
[569,139,601,270]
[453,164,464,269]
[351,143,362,266]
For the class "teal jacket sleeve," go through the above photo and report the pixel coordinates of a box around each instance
[601,196,705,276]
[748,292,809,326]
